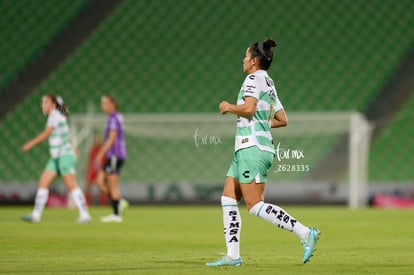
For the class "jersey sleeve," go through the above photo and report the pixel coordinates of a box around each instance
[46,112,59,128]
[242,74,260,101]
[107,115,118,131]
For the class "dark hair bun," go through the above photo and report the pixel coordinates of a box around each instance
[263,38,277,49]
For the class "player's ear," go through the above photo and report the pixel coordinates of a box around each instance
[251,57,258,66]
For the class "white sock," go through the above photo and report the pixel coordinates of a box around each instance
[32,188,49,220]
[221,196,241,259]
[71,188,90,219]
[249,201,310,239]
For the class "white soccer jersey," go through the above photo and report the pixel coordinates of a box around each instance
[46,109,75,158]
[234,70,283,153]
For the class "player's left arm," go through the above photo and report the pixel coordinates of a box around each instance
[22,127,54,152]
[271,108,288,128]
[219,96,257,119]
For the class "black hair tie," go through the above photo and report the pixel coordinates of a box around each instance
[258,42,271,61]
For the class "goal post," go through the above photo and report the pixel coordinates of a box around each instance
[349,112,372,208]
[70,111,372,208]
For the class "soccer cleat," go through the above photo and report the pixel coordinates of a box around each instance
[206,255,243,267]
[101,214,122,223]
[77,216,92,224]
[21,214,40,223]
[301,227,321,263]
[119,199,129,216]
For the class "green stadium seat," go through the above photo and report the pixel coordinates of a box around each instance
[0,0,87,90]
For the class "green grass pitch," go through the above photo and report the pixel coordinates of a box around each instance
[1,206,413,274]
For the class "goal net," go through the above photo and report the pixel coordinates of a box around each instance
[70,112,372,208]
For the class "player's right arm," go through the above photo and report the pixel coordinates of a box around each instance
[219,73,260,119]
[22,127,54,152]
[219,96,257,119]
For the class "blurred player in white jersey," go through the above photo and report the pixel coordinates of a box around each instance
[206,38,320,267]
[21,95,91,223]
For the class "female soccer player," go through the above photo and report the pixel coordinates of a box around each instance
[21,95,91,223]
[95,95,128,223]
[206,38,320,266]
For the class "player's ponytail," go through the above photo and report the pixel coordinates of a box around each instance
[249,38,277,70]
[46,94,69,117]
[56,96,69,117]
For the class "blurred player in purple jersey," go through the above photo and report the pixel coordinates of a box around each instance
[96,95,129,223]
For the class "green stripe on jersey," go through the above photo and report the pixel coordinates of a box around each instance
[259,91,276,104]
[254,121,271,132]
[256,135,273,148]
[255,110,271,121]
[50,132,68,137]
[237,126,252,136]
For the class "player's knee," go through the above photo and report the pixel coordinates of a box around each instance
[248,201,264,216]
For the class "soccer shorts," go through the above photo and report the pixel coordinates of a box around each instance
[103,156,125,175]
[45,155,77,176]
[226,146,274,184]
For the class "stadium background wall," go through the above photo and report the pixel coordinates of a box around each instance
[0,0,413,204]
